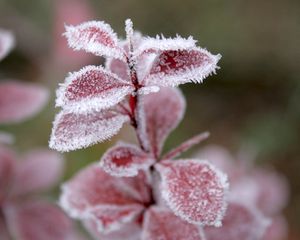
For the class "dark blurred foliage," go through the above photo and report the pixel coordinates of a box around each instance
[0,0,299,239]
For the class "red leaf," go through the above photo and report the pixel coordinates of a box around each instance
[49,109,129,152]
[64,21,125,60]
[0,82,49,124]
[204,201,270,240]
[0,29,14,61]
[263,215,288,240]
[106,58,130,81]
[4,201,73,240]
[59,164,146,233]
[155,159,229,226]
[142,207,204,240]
[56,66,134,113]
[144,48,221,87]
[143,87,186,158]
[100,142,155,177]
[10,149,63,197]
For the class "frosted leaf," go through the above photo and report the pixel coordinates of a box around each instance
[56,66,134,113]
[250,169,289,216]
[138,86,160,95]
[4,201,73,240]
[100,142,155,177]
[204,201,270,240]
[142,207,204,240]
[0,29,15,61]
[155,159,229,226]
[106,58,130,81]
[143,87,186,157]
[0,145,16,200]
[49,109,129,152]
[10,149,63,197]
[64,21,125,60]
[0,81,49,124]
[134,35,197,57]
[263,216,288,240]
[59,164,145,233]
[163,132,210,160]
[85,219,141,240]
[144,48,221,87]
[125,19,134,46]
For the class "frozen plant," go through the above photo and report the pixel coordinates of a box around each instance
[49,18,271,240]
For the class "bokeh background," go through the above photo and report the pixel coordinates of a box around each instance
[0,0,299,239]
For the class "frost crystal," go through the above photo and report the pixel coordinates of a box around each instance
[155,159,229,226]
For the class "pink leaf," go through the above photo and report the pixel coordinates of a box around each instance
[250,169,289,216]
[56,66,134,113]
[59,164,146,233]
[0,29,15,61]
[144,87,186,158]
[204,201,270,240]
[0,82,49,124]
[85,219,141,240]
[4,201,73,240]
[0,215,11,240]
[10,149,63,197]
[162,132,210,160]
[0,146,16,202]
[64,21,125,60]
[49,109,129,152]
[142,207,204,240]
[100,142,155,177]
[155,159,229,226]
[144,48,221,87]
[134,35,197,56]
[106,58,130,81]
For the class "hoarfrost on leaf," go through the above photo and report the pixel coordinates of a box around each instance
[155,159,229,226]
[56,65,134,113]
[49,109,129,152]
[64,21,125,60]
[100,142,155,177]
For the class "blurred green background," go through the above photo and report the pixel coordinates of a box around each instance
[0,0,299,239]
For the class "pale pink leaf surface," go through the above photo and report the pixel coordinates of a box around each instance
[144,87,186,157]
[0,29,15,61]
[142,206,203,240]
[204,201,270,240]
[64,21,125,60]
[0,82,49,124]
[49,109,129,152]
[59,164,146,233]
[250,169,289,216]
[143,48,221,87]
[0,146,15,202]
[155,159,228,226]
[85,219,141,240]
[263,215,288,240]
[134,35,197,56]
[56,66,134,113]
[162,132,210,160]
[100,142,155,177]
[10,149,63,197]
[106,58,130,81]
[4,201,73,240]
